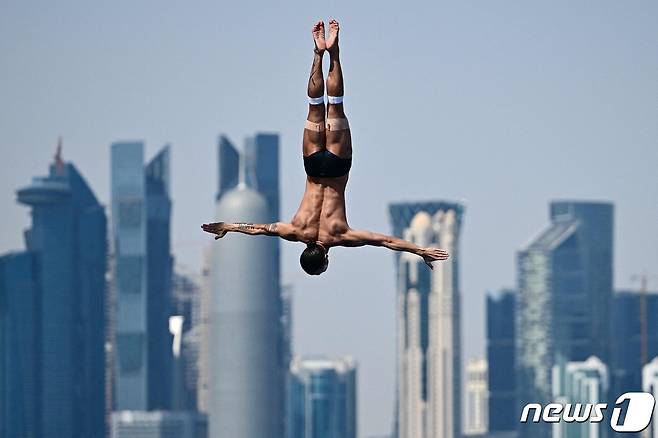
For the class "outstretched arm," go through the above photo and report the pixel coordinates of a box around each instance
[340,229,449,269]
[202,221,300,242]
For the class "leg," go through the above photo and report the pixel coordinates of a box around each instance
[303,21,327,157]
[325,19,352,159]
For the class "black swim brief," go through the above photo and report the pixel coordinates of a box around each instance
[303,150,352,178]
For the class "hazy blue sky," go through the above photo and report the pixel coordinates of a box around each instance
[1,1,656,435]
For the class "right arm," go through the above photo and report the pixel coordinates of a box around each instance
[202,221,300,242]
[339,229,449,269]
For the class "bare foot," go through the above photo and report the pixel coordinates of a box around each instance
[326,19,339,54]
[312,21,326,53]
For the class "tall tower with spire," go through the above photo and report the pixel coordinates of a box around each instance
[209,133,284,438]
[0,140,107,438]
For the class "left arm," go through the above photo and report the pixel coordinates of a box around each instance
[340,229,449,269]
[201,221,300,242]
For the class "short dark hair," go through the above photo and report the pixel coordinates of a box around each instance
[300,244,327,275]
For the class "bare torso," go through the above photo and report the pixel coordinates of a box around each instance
[291,175,350,247]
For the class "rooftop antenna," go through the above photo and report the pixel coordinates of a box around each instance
[54,136,65,175]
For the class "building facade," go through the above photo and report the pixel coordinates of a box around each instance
[111,142,173,411]
[486,290,516,433]
[516,201,613,438]
[287,357,357,438]
[171,267,204,411]
[551,356,609,438]
[0,252,40,438]
[611,291,658,398]
[111,411,207,438]
[196,248,212,413]
[1,149,107,438]
[389,201,464,438]
[210,133,285,438]
[465,359,488,435]
[642,357,658,438]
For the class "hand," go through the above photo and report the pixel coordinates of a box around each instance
[421,247,450,269]
[202,222,229,239]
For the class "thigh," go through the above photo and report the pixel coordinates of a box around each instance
[303,104,326,156]
[326,125,352,159]
[303,128,326,156]
[326,103,351,158]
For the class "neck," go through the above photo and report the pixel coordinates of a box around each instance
[316,241,328,252]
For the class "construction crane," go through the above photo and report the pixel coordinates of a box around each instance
[630,273,656,367]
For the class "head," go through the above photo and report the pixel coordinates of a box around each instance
[300,243,329,275]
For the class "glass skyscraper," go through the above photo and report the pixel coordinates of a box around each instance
[516,201,613,438]
[486,289,516,433]
[0,252,40,438]
[287,357,357,438]
[244,133,280,219]
[611,290,658,401]
[1,151,107,438]
[112,142,173,411]
[643,357,658,438]
[389,201,464,438]
[171,268,203,411]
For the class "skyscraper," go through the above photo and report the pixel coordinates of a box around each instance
[281,285,294,372]
[210,133,284,438]
[171,267,203,411]
[642,357,658,438]
[486,290,516,433]
[112,142,173,411]
[0,265,4,438]
[611,291,658,398]
[516,201,613,438]
[287,356,357,438]
[196,248,212,413]
[0,252,40,438]
[245,133,280,219]
[465,359,488,436]
[216,135,240,199]
[1,147,107,438]
[389,201,464,438]
[111,410,207,438]
[552,356,609,438]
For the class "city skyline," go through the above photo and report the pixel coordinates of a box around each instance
[1,139,656,437]
[1,1,657,435]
